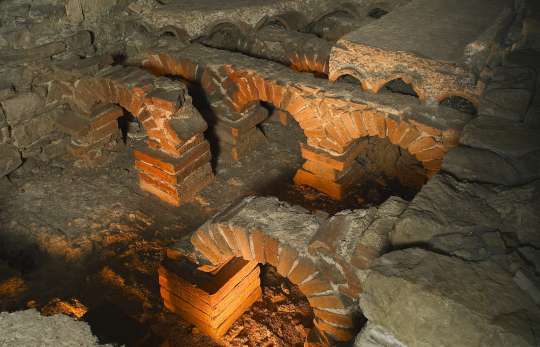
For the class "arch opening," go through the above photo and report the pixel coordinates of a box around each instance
[336,74,363,87]
[440,95,477,115]
[368,7,389,19]
[379,78,419,97]
[307,10,358,41]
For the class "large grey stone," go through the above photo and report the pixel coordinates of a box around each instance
[460,116,540,158]
[0,309,108,346]
[0,144,22,177]
[361,248,540,347]
[392,174,540,249]
[489,180,540,248]
[0,92,45,126]
[391,174,500,247]
[478,66,536,121]
[11,112,56,149]
[442,146,522,185]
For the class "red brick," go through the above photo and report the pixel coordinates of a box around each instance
[288,257,318,285]
[264,237,280,267]
[313,309,354,328]
[298,275,333,296]
[249,230,267,264]
[314,318,354,342]
[415,145,445,162]
[307,294,345,310]
[407,136,437,155]
[190,225,228,265]
[233,227,254,261]
[276,245,298,277]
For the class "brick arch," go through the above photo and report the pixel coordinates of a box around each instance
[142,50,459,199]
[69,66,213,206]
[189,201,358,343]
[437,92,480,114]
[72,69,191,158]
[331,67,369,90]
[255,10,308,31]
[203,20,252,40]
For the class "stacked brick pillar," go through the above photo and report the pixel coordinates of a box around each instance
[65,66,213,205]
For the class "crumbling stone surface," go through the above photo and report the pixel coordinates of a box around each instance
[478,66,537,121]
[0,144,22,177]
[329,0,523,103]
[361,248,540,347]
[142,0,366,39]
[354,322,406,347]
[0,309,108,347]
[391,174,540,250]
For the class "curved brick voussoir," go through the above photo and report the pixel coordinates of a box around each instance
[189,196,362,343]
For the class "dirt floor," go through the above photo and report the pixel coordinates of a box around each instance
[0,114,421,346]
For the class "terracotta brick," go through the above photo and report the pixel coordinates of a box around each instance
[350,110,369,137]
[264,237,280,267]
[284,93,309,116]
[398,125,420,149]
[190,225,228,265]
[276,245,298,277]
[215,223,241,257]
[139,176,180,206]
[288,257,318,285]
[294,169,344,200]
[314,319,354,342]
[385,117,399,141]
[302,160,358,182]
[294,166,360,200]
[350,243,379,270]
[133,141,210,175]
[298,275,333,296]
[362,110,378,137]
[313,309,354,328]
[209,224,235,259]
[86,103,123,130]
[415,145,445,162]
[410,120,442,136]
[299,144,347,171]
[307,294,345,310]
[407,136,437,155]
[138,172,176,197]
[233,227,254,260]
[309,214,350,255]
[249,230,267,263]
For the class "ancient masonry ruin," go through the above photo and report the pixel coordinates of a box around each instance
[1,0,540,346]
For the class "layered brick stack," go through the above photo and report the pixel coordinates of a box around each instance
[143,44,469,199]
[66,66,213,205]
[159,256,261,340]
[211,101,268,161]
[182,196,409,345]
[55,103,123,161]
